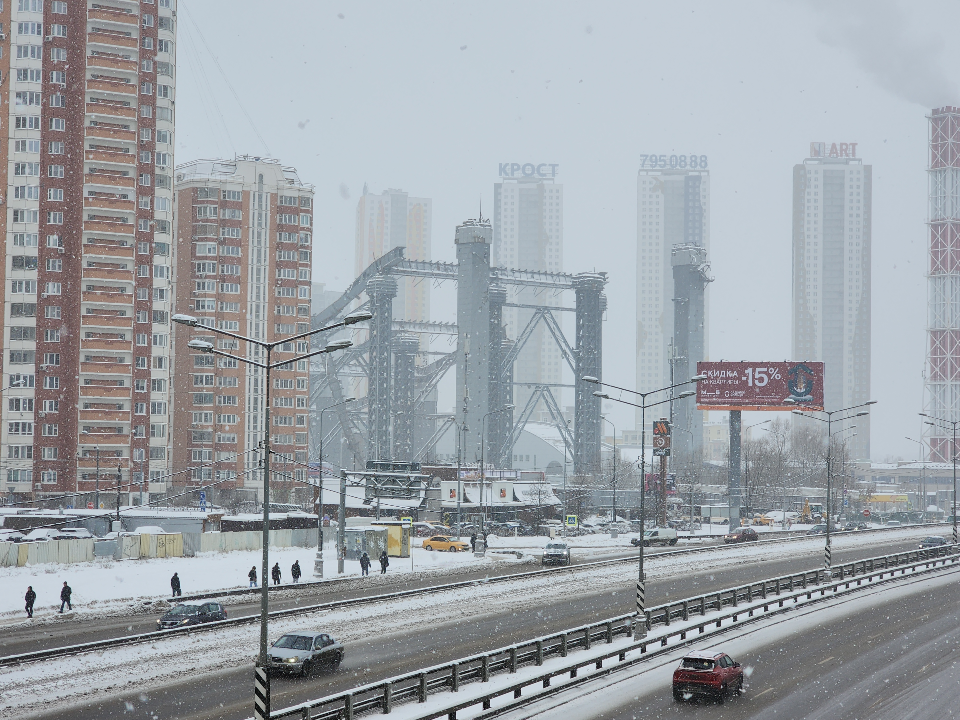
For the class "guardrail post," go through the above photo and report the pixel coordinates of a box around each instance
[645,610,652,630]
[301,706,311,720]
[788,575,794,591]
[761,581,767,599]
[584,627,592,649]
[606,621,613,643]
[536,640,544,666]
[801,573,807,589]
[383,683,392,713]
[482,656,490,682]
[664,605,671,626]
[775,577,781,595]
[700,596,706,616]
[344,694,353,720]
[682,601,689,621]
[418,673,427,702]
[510,647,518,673]
[732,588,738,607]
[561,633,568,657]
[451,663,459,692]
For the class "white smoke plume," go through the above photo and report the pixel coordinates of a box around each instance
[806,0,958,108]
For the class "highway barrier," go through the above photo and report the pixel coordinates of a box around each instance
[266,545,959,720]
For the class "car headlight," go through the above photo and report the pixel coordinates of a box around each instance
[285,657,299,663]
[179,618,193,625]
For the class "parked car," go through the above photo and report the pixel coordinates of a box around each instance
[157,602,227,630]
[632,527,678,547]
[0,530,27,543]
[422,535,470,552]
[541,542,571,566]
[806,524,828,535]
[884,520,902,527]
[52,528,94,540]
[22,528,60,542]
[842,522,867,531]
[267,631,344,677]
[412,522,441,537]
[672,651,743,703]
[723,527,759,544]
[919,535,948,549]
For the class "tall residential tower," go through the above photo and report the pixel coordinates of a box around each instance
[791,143,871,460]
[171,158,314,503]
[1,0,177,502]
[636,161,710,432]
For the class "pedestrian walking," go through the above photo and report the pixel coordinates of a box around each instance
[170,572,181,597]
[359,552,371,576]
[248,566,258,588]
[59,581,72,613]
[25,586,36,618]
[470,533,477,552]
[379,550,389,575]
[291,560,301,583]
[271,562,281,585]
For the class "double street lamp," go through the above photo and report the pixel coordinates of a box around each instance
[790,400,875,576]
[583,374,705,639]
[173,309,369,720]
[919,412,959,545]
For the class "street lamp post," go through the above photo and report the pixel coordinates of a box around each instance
[920,412,959,545]
[173,309,368,720]
[583,374,705,640]
[905,435,928,521]
[791,400,875,577]
[316,397,355,578]
[601,416,618,525]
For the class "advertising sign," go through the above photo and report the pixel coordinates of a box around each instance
[696,361,824,411]
[492,481,513,504]
[652,419,671,457]
[440,481,460,502]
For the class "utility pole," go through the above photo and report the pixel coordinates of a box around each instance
[115,464,122,527]
[95,446,100,510]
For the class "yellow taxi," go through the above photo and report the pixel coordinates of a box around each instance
[422,535,471,552]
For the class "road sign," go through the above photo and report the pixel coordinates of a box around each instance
[87,502,94,509]
[565,514,577,527]
[199,490,206,511]
[863,509,871,517]
[400,516,413,524]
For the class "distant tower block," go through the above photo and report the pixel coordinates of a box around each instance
[926,107,960,461]
[671,245,711,461]
[366,275,397,460]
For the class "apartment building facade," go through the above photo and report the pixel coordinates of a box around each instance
[171,158,314,503]
[1,0,177,503]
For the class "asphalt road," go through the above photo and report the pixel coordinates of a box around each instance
[21,534,927,720]
[499,560,960,719]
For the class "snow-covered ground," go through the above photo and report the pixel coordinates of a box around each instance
[0,525,941,718]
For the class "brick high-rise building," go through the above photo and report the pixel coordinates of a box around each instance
[0,0,177,503]
[171,158,314,503]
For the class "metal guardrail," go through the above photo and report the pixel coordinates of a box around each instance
[268,545,959,720]
[0,526,937,667]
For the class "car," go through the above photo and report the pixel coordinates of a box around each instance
[157,602,227,630]
[422,535,470,552]
[673,651,743,703]
[842,522,867,531]
[919,535,948,549]
[52,528,95,540]
[631,527,679,547]
[723,527,759,544]
[0,529,27,543]
[806,524,828,535]
[541,542,571,565]
[884,520,902,527]
[267,631,344,676]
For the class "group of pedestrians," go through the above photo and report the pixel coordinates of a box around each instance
[247,560,302,587]
[359,551,390,576]
[22,581,72,618]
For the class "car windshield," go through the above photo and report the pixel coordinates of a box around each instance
[546,543,566,549]
[925,537,943,543]
[273,635,313,650]
[167,605,200,616]
[681,657,715,671]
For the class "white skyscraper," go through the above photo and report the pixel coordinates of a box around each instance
[636,163,710,431]
[493,170,564,419]
[792,143,871,461]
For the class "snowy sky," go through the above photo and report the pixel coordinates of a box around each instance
[172,0,960,461]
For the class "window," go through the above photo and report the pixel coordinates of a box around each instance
[44,281,61,295]
[140,105,153,118]
[150,424,166,438]
[48,164,64,178]
[135,356,148,369]
[10,326,36,341]
[150,401,167,415]
[14,162,40,177]
[52,1,67,13]
[50,70,65,85]
[49,117,65,131]
[277,268,296,280]
[46,212,63,225]
[16,116,40,130]
[18,45,42,60]
[7,469,33,483]
[42,353,60,366]
[50,47,66,62]
[13,233,38,247]
[42,376,58,389]
[142,36,154,50]
[156,130,170,144]
[136,333,148,346]
[217,395,238,406]
[41,447,58,460]
[46,235,61,248]
[136,310,149,323]
[222,189,242,201]
[152,287,167,302]
[142,14,154,27]
[221,227,241,238]
[41,424,58,436]
[49,94,65,108]
[49,24,66,37]
[44,306,61,319]
[157,85,171,99]
[13,209,38,223]
[152,333,167,347]
[300,214,312,227]
[12,256,38,270]
[139,174,151,187]
[43,329,60,342]
[8,422,33,435]
[155,152,169,167]
[18,21,42,35]
[158,39,172,53]
[154,266,169,279]
[219,246,240,257]
[139,150,152,164]
[8,446,33,459]
[152,379,167,393]
[14,91,41,107]
[152,356,167,370]
[47,188,63,201]
[219,282,240,294]
[156,196,170,212]
[11,280,36,293]
[9,349,35,364]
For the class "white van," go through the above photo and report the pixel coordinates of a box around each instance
[632,527,679,547]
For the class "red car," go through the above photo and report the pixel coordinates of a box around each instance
[672,651,743,703]
[723,527,759,544]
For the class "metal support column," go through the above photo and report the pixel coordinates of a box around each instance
[573,273,607,477]
[392,332,418,460]
[728,410,742,532]
[366,275,397,461]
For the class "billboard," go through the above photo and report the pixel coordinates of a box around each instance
[696,361,824,411]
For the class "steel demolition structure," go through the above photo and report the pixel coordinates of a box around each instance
[309,219,607,478]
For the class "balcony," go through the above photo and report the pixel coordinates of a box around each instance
[87,78,136,96]
[88,30,139,50]
[89,7,138,26]
[84,195,135,212]
[78,432,130,446]
[82,266,133,282]
[80,337,132,352]
[80,361,130,375]
[83,219,135,237]
[81,314,133,329]
[85,149,135,166]
[86,124,137,143]
[80,384,131,399]
[77,456,130,470]
[86,100,137,121]
[79,409,129,423]
[81,291,133,306]
[85,171,135,190]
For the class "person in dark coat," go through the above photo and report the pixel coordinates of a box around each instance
[291,560,301,583]
[271,562,281,585]
[170,572,181,597]
[59,581,72,613]
[248,566,258,588]
[470,533,477,552]
[379,550,389,575]
[25,586,36,618]
[359,552,371,576]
